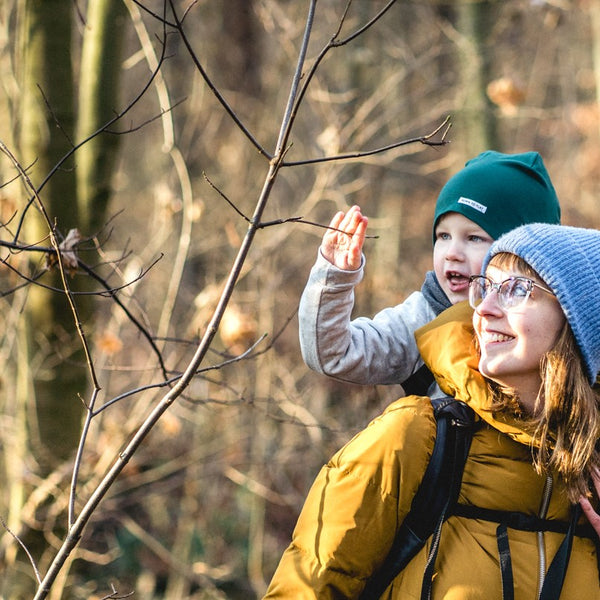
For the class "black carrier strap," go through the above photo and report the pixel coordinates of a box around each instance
[359,397,477,600]
[496,523,514,600]
[538,504,581,600]
[456,502,592,600]
[401,364,436,397]
[453,503,596,539]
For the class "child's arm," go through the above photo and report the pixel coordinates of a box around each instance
[298,208,436,386]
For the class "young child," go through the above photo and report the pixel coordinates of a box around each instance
[298,150,561,396]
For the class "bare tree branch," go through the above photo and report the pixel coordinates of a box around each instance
[282,115,452,166]
[0,516,42,584]
[166,0,271,159]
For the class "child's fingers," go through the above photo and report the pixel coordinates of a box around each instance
[322,207,365,267]
[590,467,600,497]
[349,216,368,252]
[337,206,362,233]
[327,210,345,231]
[343,215,368,270]
[354,215,368,238]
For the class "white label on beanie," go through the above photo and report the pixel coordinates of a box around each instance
[458,197,487,214]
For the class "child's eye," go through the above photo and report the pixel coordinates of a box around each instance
[469,234,493,244]
[436,232,450,241]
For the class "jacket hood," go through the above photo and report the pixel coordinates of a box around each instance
[415,301,537,447]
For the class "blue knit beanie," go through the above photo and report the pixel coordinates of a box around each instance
[483,223,600,384]
[433,151,561,243]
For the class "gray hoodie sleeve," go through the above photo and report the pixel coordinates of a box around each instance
[298,250,437,386]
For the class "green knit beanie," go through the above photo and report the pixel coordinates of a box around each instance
[432,151,561,243]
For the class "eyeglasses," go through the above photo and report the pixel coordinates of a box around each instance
[468,275,555,310]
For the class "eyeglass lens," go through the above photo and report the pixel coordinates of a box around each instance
[469,276,532,310]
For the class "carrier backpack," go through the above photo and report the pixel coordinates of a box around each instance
[359,397,598,600]
[359,396,476,600]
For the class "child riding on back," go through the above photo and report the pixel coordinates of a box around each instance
[298,150,561,396]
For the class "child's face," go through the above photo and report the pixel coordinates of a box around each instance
[433,212,494,304]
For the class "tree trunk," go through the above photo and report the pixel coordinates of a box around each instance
[454,0,499,157]
[18,0,84,469]
[76,0,127,235]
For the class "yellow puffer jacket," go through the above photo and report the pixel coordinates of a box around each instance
[263,302,600,599]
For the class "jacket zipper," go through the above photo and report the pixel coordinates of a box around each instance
[537,474,553,599]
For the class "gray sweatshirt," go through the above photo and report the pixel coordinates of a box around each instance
[299,251,447,395]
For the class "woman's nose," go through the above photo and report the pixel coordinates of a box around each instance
[475,287,503,316]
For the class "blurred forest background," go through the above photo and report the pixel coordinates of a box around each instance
[1,0,600,598]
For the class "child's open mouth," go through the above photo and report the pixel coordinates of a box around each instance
[446,271,469,292]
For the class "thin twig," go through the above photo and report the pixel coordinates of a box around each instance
[0,516,42,584]
[168,0,270,159]
[93,332,268,415]
[202,172,379,236]
[12,20,170,242]
[0,141,101,394]
[78,258,169,379]
[69,388,100,527]
[285,0,399,145]
[99,583,134,600]
[335,0,398,46]
[282,116,452,167]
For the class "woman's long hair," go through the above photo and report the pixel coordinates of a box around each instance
[486,253,600,502]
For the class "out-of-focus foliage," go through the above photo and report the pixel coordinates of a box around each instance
[1,1,600,598]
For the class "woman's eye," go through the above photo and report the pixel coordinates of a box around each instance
[510,281,529,298]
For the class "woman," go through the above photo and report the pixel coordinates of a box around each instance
[264,223,600,599]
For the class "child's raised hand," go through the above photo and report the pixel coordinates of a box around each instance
[320,205,368,271]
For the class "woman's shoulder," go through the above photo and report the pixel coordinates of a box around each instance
[354,396,436,453]
[329,397,437,499]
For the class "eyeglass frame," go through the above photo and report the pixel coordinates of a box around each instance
[468,274,555,311]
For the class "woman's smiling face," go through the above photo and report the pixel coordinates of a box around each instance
[472,259,565,412]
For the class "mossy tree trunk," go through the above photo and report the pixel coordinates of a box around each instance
[17,0,125,471]
[18,0,84,471]
[7,0,125,591]
[76,0,127,234]
[454,0,500,157]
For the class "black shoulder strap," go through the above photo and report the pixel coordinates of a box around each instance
[538,504,581,600]
[401,364,436,397]
[359,397,476,600]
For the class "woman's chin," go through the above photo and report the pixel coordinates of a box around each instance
[478,359,504,385]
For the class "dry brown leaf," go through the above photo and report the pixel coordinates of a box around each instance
[96,331,124,355]
[487,77,526,115]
